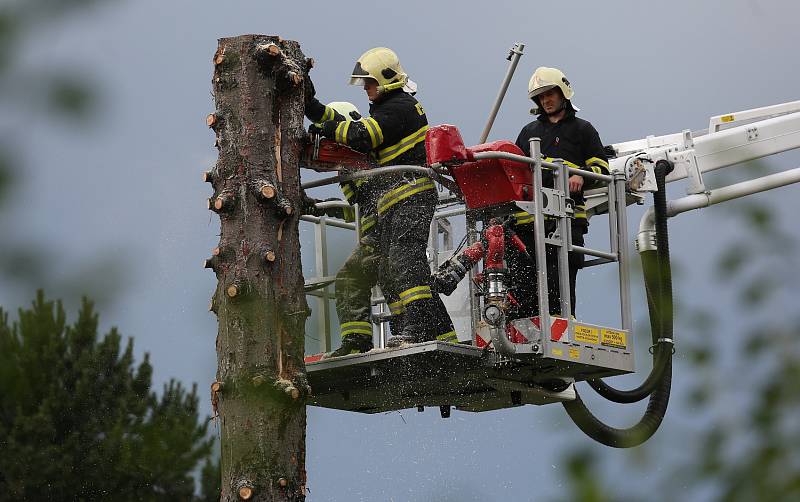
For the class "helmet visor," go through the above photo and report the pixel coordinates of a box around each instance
[529,83,556,100]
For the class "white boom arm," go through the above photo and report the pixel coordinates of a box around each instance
[585,101,800,219]
[610,100,800,195]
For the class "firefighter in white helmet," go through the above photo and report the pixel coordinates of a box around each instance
[304,48,455,355]
[510,66,610,318]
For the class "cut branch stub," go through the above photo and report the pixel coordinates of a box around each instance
[263,247,276,263]
[234,479,255,500]
[258,182,277,200]
[213,47,225,65]
[275,378,300,400]
[204,256,219,271]
[226,280,245,298]
[211,381,222,416]
[212,246,231,259]
[203,170,214,183]
[277,197,294,217]
[255,42,281,58]
[213,191,236,213]
[207,113,217,127]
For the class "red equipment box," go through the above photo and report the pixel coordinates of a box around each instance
[426,125,532,210]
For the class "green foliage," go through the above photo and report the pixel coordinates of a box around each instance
[0,291,214,500]
[199,454,222,502]
[46,73,96,119]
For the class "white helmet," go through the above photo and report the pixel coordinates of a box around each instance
[528,67,577,113]
[313,101,360,128]
[349,47,416,94]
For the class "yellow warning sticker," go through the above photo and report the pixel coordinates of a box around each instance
[552,348,564,357]
[574,325,599,345]
[721,114,735,123]
[601,329,627,349]
[569,347,580,359]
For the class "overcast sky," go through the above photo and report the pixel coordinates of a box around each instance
[3,0,800,500]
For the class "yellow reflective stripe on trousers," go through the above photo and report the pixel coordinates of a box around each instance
[436,331,458,342]
[575,204,587,219]
[377,125,429,165]
[513,210,534,225]
[389,300,405,315]
[342,205,356,222]
[335,121,351,145]
[360,213,376,234]
[340,182,355,203]
[585,156,609,170]
[361,117,384,149]
[377,177,435,215]
[340,321,372,337]
[399,285,433,305]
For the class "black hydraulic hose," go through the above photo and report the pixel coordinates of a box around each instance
[562,160,674,447]
[564,359,672,448]
[585,161,674,403]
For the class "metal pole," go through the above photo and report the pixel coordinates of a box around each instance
[315,216,331,352]
[556,161,571,318]
[530,138,550,332]
[466,211,481,339]
[614,173,633,332]
[479,43,525,144]
[637,166,800,237]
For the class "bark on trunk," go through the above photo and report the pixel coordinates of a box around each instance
[207,34,311,502]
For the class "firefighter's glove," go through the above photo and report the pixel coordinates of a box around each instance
[308,123,323,134]
[349,110,362,120]
[432,256,470,296]
[320,120,338,139]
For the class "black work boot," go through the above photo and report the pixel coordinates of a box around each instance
[386,325,420,348]
[324,334,373,358]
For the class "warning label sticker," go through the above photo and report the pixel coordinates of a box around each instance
[601,329,627,350]
[574,325,599,345]
[569,347,580,360]
[551,347,564,357]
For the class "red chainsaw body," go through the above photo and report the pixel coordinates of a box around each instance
[303,136,373,172]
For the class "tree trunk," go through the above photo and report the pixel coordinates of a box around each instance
[207,34,310,502]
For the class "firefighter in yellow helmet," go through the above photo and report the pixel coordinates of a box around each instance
[305,48,455,354]
[510,66,610,318]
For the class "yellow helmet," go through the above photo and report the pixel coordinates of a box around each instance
[528,66,574,101]
[349,47,409,94]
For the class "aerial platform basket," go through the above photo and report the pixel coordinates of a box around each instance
[304,315,634,415]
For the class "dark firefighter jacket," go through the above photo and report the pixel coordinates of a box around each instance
[306,90,432,223]
[514,105,609,232]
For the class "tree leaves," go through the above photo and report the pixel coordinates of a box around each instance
[0,291,214,500]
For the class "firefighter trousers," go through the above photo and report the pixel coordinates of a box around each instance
[376,189,455,342]
[335,232,405,342]
[506,223,585,319]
